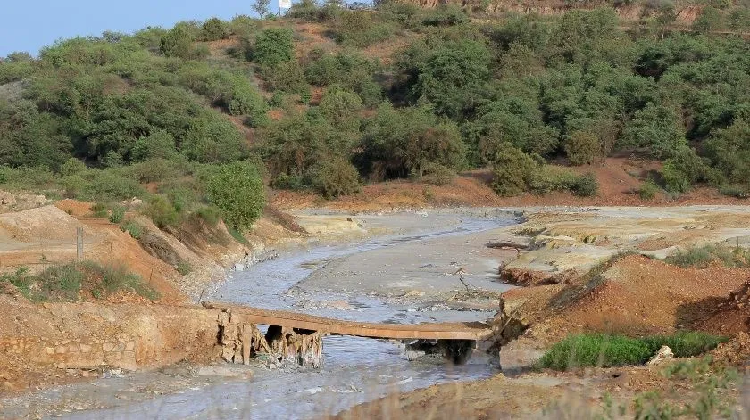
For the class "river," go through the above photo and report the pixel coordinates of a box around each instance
[29,210,519,419]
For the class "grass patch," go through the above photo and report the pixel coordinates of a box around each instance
[120,219,143,239]
[537,332,727,371]
[638,179,660,200]
[665,244,750,268]
[176,260,192,276]
[0,261,159,302]
[227,225,249,245]
[90,202,109,218]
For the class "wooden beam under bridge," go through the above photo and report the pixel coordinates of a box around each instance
[203,302,494,341]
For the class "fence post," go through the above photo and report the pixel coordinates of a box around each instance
[76,227,83,261]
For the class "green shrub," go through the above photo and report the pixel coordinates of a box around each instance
[641,332,728,358]
[201,18,229,41]
[565,130,602,166]
[176,261,192,275]
[333,12,397,47]
[538,332,726,371]
[421,4,468,26]
[419,162,455,186]
[538,334,653,371]
[59,158,87,176]
[571,173,598,197]
[665,244,750,268]
[193,206,221,226]
[144,196,181,229]
[492,144,537,196]
[253,28,294,67]
[309,157,361,199]
[91,202,109,218]
[202,161,265,229]
[528,165,578,195]
[109,206,125,224]
[719,184,749,199]
[0,261,158,302]
[77,170,145,201]
[120,219,143,239]
[638,179,660,200]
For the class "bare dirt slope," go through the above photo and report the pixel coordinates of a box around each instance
[273,158,749,212]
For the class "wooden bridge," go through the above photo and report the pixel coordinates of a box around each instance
[203,302,497,367]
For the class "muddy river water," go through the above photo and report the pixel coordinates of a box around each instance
[17,210,520,419]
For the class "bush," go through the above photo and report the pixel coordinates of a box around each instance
[253,28,294,67]
[527,165,578,195]
[76,170,145,201]
[201,18,229,41]
[202,161,265,229]
[333,12,397,47]
[638,179,660,200]
[160,25,197,59]
[665,244,750,268]
[419,162,456,186]
[571,173,598,197]
[120,219,143,239]
[421,4,468,26]
[193,205,221,226]
[176,261,192,275]
[719,185,750,199]
[538,332,726,371]
[144,196,181,229]
[109,206,125,224]
[0,261,158,302]
[309,157,361,198]
[565,130,602,166]
[491,144,537,196]
[59,158,87,176]
[90,202,109,218]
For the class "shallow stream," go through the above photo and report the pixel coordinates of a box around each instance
[62,211,519,419]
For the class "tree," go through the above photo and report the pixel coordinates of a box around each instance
[182,113,247,163]
[410,39,492,119]
[692,6,723,33]
[319,87,363,131]
[160,25,196,59]
[361,104,465,179]
[202,161,265,230]
[619,103,686,159]
[252,0,271,18]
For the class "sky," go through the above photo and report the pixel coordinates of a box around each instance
[0,0,274,57]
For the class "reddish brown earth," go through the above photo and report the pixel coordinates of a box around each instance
[273,158,748,212]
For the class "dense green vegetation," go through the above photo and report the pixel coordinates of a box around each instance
[0,261,159,302]
[0,2,749,231]
[538,332,727,370]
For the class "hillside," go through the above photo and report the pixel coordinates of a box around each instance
[0,2,749,230]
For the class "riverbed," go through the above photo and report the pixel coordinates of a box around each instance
[2,210,520,419]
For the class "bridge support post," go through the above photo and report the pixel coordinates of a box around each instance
[218,311,323,368]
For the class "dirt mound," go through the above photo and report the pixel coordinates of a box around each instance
[694,281,750,336]
[710,332,750,367]
[0,205,84,242]
[523,255,749,342]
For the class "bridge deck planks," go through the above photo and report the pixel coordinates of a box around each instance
[203,302,493,341]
